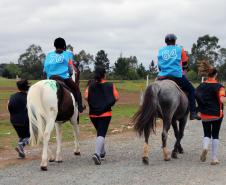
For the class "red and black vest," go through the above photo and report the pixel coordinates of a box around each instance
[195,83,223,116]
[88,82,116,115]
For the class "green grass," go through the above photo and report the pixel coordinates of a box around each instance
[114,80,148,92]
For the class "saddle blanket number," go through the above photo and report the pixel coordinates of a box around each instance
[44,80,57,91]
[162,49,177,61]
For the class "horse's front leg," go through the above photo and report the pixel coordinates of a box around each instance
[55,123,63,162]
[41,119,55,171]
[142,127,151,165]
[171,121,179,159]
[162,119,171,161]
[71,111,80,155]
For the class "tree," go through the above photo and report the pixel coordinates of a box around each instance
[218,48,226,66]
[74,50,94,72]
[66,44,74,52]
[94,50,110,71]
[137,63,146,79]
[114,57,129,79]
[191,35,220,71]
[1,63,21,78]
[149,60,158,78]
[113,56,139,80]
[18,44,45,79]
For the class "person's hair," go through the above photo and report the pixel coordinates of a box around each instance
[54,37,66,50]
[198,60,217,78]
[16,79,30,91]
[94,66,106,82]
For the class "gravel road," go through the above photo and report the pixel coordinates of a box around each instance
[1,118,226,185]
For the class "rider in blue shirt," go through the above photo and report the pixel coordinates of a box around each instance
[157,34,200,120]
[44,37,85,113]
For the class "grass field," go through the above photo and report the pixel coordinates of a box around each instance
[0,77,145,152]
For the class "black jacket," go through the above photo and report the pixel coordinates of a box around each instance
[88,82,116,115]
[8,92,29,126]
[195,82,223,116]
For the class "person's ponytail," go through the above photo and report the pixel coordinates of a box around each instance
[198,60,217,78]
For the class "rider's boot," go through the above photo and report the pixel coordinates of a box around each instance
[190,112,201,120]
[75,90,86,113]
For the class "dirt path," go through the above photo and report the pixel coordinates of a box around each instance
[1,118,226,185]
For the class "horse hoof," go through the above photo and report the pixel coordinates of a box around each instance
[178,149,184,154]
[49,159,55,162]
[142,157,149,165]
[56,160,63,163]
[171,152,178,159]
[40,166,48,171]
[74,152,81,156]
[164,157,171,161]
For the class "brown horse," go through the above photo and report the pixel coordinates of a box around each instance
[133,80,189,164]
[27,78,80,171]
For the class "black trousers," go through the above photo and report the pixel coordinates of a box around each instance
[202,118,222,139]
[90,116,111,137]
[13,124,30,139]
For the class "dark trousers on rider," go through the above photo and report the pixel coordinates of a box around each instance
[64,78,84,113]
[171,75,196,112]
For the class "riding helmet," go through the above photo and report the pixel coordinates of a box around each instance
[165,34,177,44]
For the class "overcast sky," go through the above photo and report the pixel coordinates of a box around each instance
[0,0,226,68]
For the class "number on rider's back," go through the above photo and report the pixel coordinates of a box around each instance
[162,49,177,60]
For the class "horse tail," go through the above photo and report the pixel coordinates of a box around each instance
[27,81,57,146]
[133,83,160,136]
[27,84,44,146]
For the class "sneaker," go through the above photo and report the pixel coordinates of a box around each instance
[190,112,201,120]
[200,149,208,162]
[92,153,101,165]
[15,145,25,158]
[211,159,220,165]
[100,153,106,161]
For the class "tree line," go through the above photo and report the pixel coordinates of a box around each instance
[1,34,226,81]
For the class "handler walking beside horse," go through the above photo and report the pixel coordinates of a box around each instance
[196,61,226,165]
[8,79,30,158]
[85,67,119,165]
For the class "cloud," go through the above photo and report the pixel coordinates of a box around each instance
[0,0,226,68]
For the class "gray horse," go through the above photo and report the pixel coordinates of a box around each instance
[133,80,189,164]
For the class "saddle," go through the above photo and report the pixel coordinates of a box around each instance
[157,77,186,96]
[50,76,75,122]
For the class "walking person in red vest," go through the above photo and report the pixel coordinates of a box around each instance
[85,66,119,165]
[196,60,226,165]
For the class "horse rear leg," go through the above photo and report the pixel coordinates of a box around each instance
[71,112,80,155]
[41,118,55,171]
[162,120,171,161]
[177,118,187,154]
[171,121,179,159]
[55,123,63,162]
[142,127,150,165]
